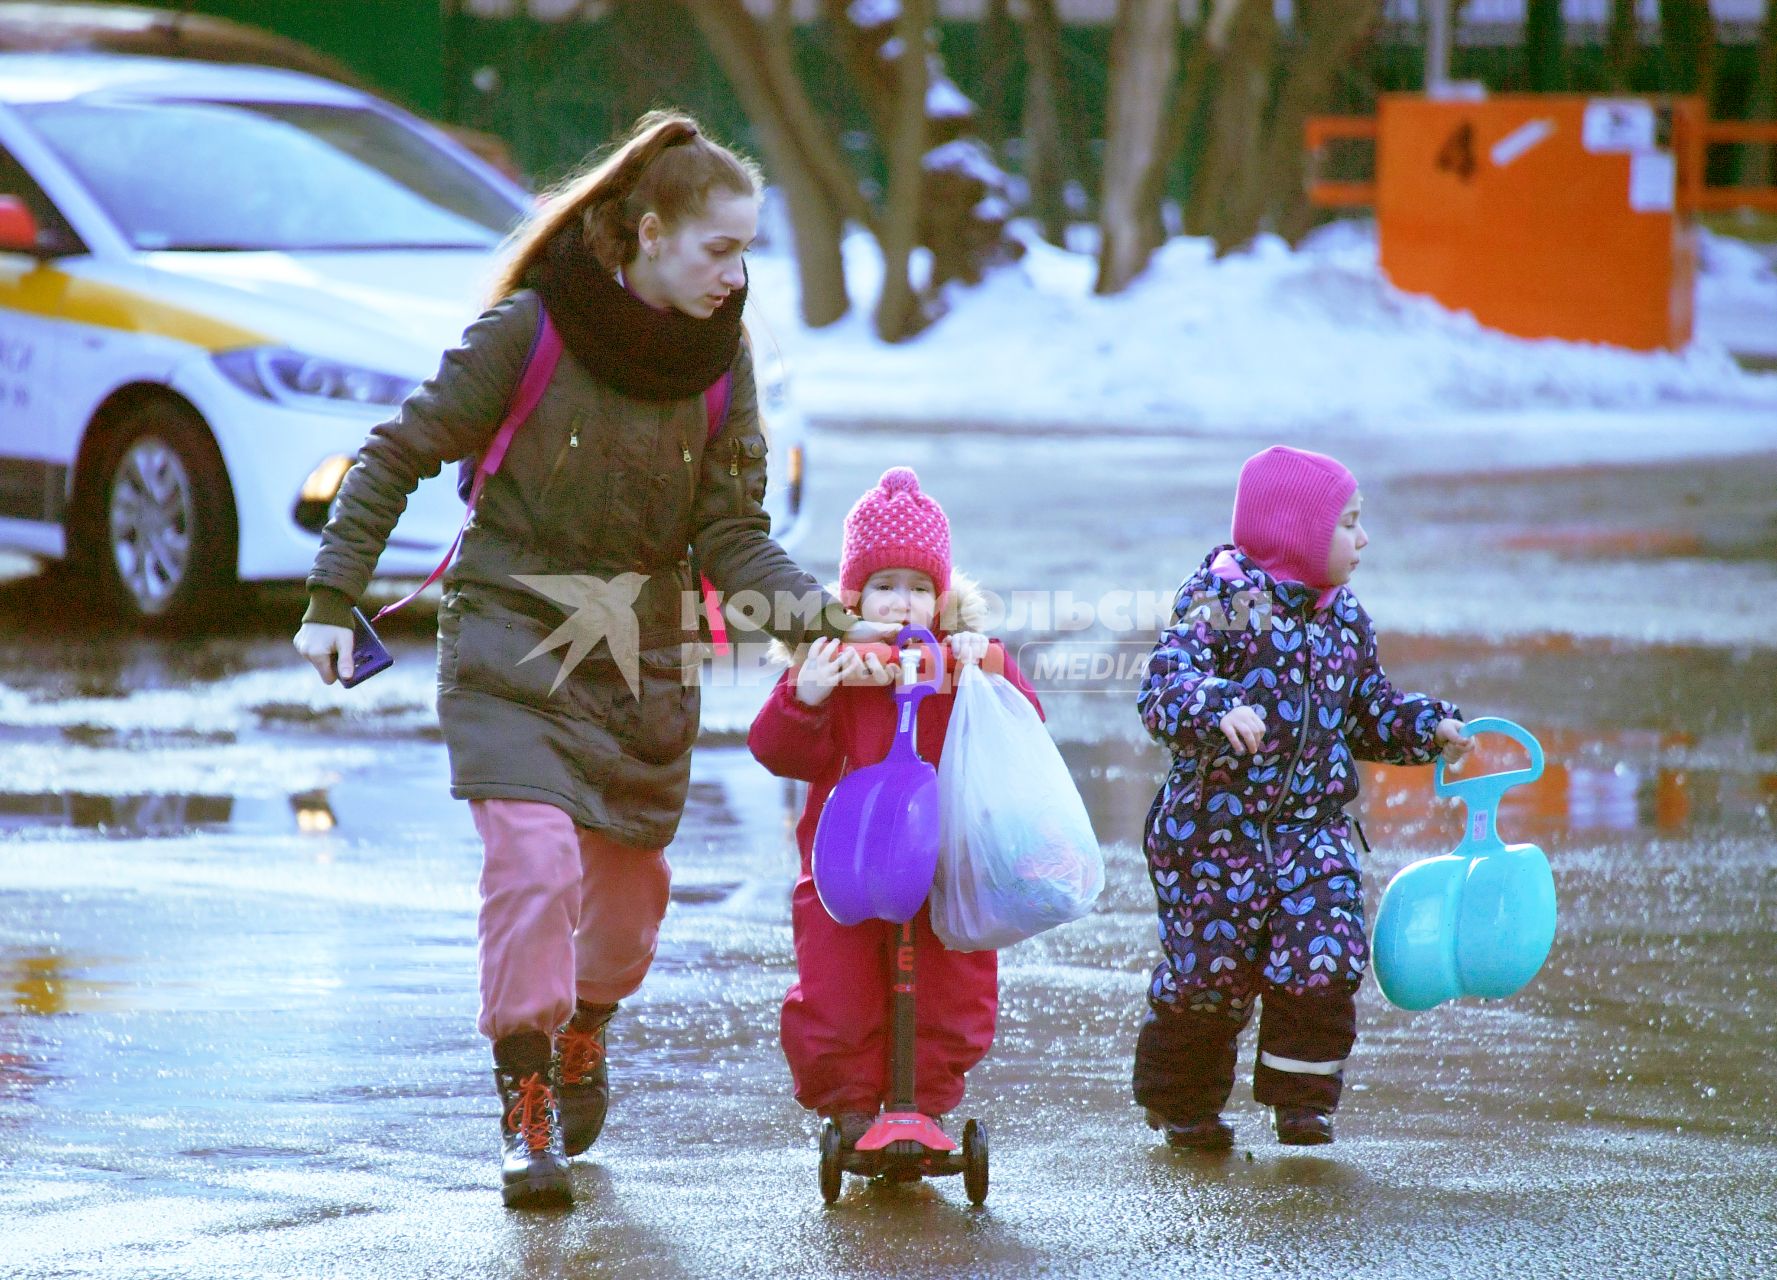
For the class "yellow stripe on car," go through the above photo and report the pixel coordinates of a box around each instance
[0,261,268,350]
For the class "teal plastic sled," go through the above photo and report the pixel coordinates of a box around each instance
[1371,718,1558,1012]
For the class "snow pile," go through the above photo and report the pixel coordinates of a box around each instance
[1696,227,1777,358]
[744,219,1777,431]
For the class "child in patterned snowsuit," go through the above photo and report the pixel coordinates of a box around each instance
[1134,446,1471,1148]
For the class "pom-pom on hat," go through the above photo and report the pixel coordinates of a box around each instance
[840,467,952,598]
[1232,446,1358,590]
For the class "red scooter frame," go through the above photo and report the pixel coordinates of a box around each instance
[815,639,993,1206]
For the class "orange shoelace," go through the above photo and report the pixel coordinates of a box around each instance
[505,1072,555,1153]
[556,1024,606,1087]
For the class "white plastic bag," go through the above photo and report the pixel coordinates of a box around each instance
[931,664,1105,951]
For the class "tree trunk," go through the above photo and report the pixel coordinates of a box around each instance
[1604,0,1639,90]
[1163,7,1219,239]
[681,0,867,327]
[976,0,1017,153]
[766,120,851,328]
[874,0,932,342]
[1659,0,1717,106]
[1189,0,1277,256]
[1095,0,1181,294]
[821,0,897,143]
[1742,2,1777,190]
[1524,0,1565,91]
[1020,0,1071,245]
[1262,0,1380,247]
[1184,0,1253,236]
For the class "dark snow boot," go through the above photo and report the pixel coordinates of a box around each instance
[1146,1108,1235,1152]
[494,1031,572,1208]
[1274,1105,1334,1146]
[820,1110,877,1151]
[552,1001,616,1157]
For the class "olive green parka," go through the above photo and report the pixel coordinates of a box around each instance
[306,290,853,846]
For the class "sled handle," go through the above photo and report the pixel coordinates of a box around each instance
[1434,717,1545,849]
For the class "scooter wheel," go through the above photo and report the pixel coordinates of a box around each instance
[818,1119,844,1204]
[962,1118,989,1205]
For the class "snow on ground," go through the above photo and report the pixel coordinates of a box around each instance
[1696,226,1777,358]
[745,219,1777,451]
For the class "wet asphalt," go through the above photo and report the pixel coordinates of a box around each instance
[1,420,1773,1279]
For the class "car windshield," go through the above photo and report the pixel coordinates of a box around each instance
[18,98,525,251]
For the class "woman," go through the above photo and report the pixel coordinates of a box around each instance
[292,110,887,1208]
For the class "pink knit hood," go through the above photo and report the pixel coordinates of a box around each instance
[1230,446,1357,594]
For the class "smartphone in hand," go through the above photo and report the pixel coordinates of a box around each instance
[338,607,394,688]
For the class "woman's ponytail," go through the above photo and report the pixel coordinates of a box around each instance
[488,111,759,304]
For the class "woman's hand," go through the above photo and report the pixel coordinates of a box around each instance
[947,631,989,667]
[1218,705,1265,755]
[294,622,355,685]
[1436,718,1473,768]
[842,619,900,644]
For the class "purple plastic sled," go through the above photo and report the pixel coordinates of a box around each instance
[812,627,944,925]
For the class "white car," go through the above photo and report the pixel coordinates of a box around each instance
[0,53,808,625]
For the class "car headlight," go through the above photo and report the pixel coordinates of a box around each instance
[214,348,417,411]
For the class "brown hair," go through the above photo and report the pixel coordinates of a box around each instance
[487,109,763,304]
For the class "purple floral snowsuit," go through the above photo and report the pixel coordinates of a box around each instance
[1132,545,1459,1119]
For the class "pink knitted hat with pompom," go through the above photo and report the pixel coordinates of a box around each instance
[840,467,952,597]
[1232,446,1358,590]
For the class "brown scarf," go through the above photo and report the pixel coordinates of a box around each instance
[528,227,746,402]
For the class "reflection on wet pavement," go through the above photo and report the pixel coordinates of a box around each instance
[1062,723,1777,864]
[0,792,234,835]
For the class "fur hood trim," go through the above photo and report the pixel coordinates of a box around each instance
[764,569,991,667]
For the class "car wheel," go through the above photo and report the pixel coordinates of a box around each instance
[77,400,236,626]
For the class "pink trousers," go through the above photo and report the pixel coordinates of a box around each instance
[471,798,672,1042]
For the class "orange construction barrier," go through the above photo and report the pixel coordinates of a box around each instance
[1306,93,1777,351]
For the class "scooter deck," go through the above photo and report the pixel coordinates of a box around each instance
[843,1110,963,1181]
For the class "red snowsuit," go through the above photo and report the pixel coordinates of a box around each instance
[747,643,1043,1117]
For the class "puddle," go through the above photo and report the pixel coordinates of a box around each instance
[0,790,341,839]
[1061,724,1777,860]
[0,791,235,835]
[670,882,743,907]
[0,949,122,1018]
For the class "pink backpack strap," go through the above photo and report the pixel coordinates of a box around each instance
[697,370,736,653]
[703,371,733,443]
[372,311,563,622]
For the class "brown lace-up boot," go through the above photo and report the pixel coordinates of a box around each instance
[493,1031,571,1207]
[552,1001,616,1156]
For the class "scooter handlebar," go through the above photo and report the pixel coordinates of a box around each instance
[843,640,1005,680]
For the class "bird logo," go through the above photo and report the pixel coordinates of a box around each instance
[510,573,650,698]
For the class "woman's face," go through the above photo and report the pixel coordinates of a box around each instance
[634,190,757,319]
[859,568,938,631]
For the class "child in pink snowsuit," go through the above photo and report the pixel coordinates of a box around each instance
[748,467,1043,1145]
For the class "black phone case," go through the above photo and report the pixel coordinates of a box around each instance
[339,607,393,688]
